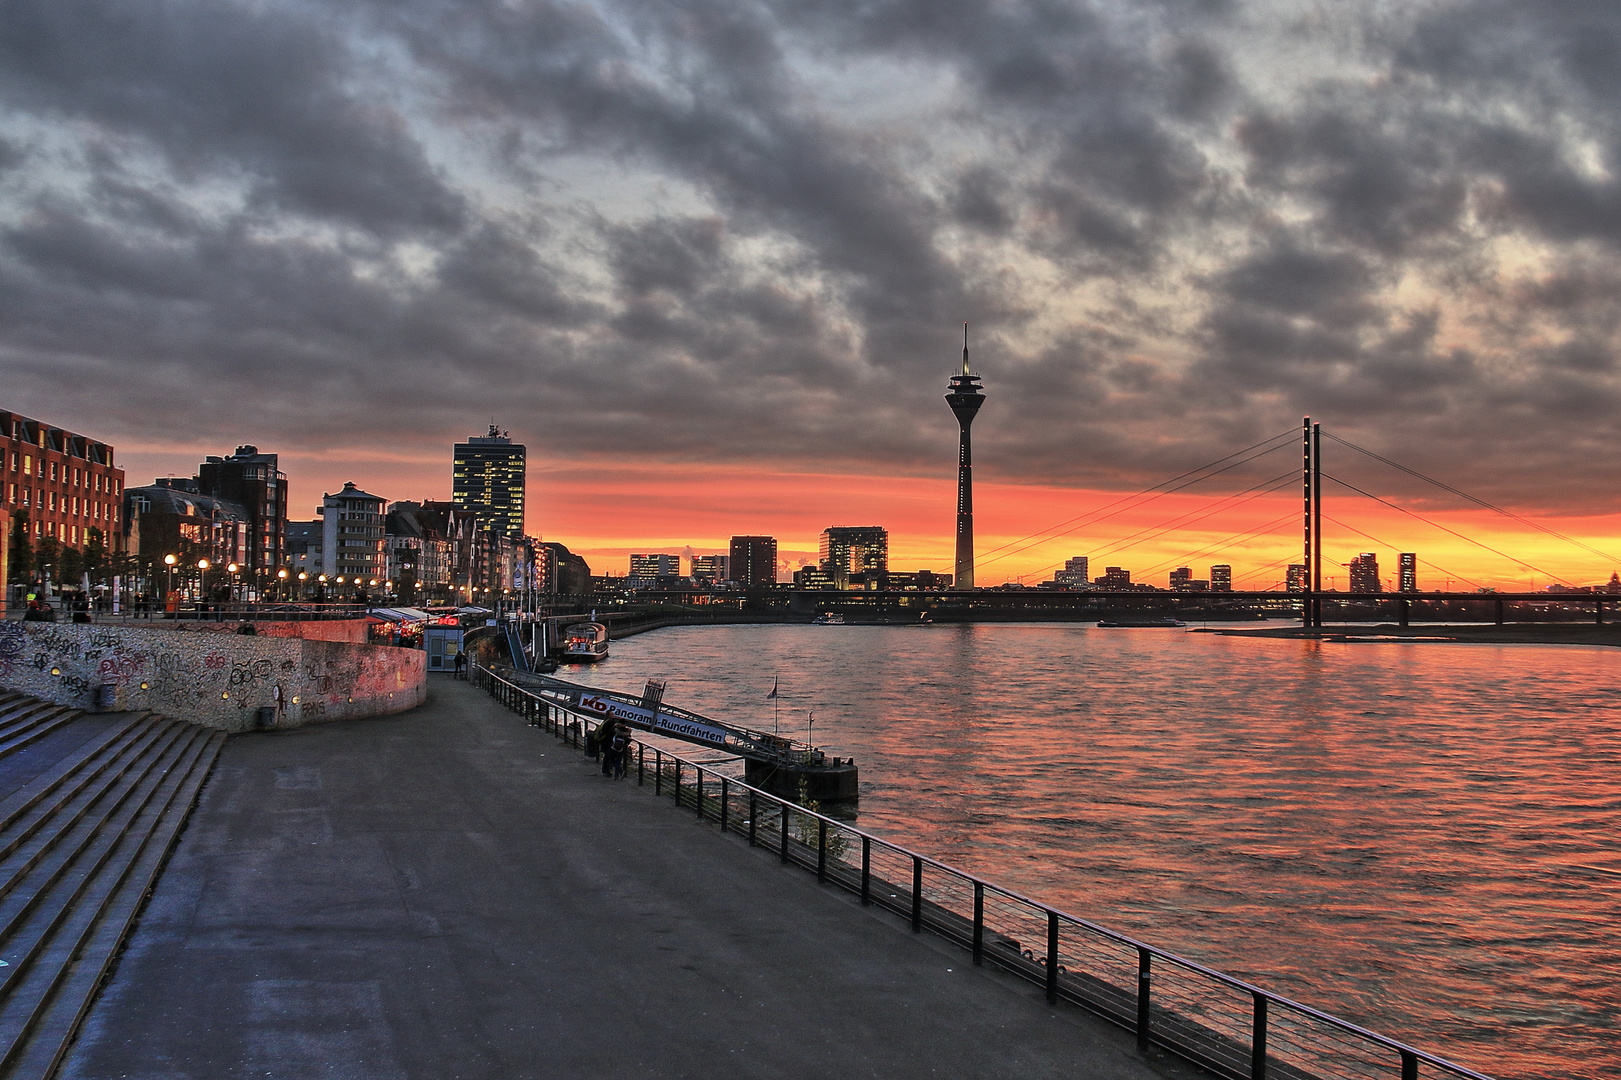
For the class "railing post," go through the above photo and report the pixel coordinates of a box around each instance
[674,761,682,806]
[853,835,868,905]
[720,778,729,832]
[817,819,827,882]
[972,882,984,965]
[1046,911,1059,1004]
[780,804,790,864]
[911,856,922,933]
[1250,992,1268,1080]
[637,743,644,785]
[749,793,758,846]
[654,749,662,795]
[695,766,705,820]
[1400,1051,1418,1080]
[1136,947,1152,1051]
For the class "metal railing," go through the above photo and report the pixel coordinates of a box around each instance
[474,663,1493,1080]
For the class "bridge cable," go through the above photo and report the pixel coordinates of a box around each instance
[1131,507,1302,584]
[1321,431,1619,564]
[1020,470,1299,583]
[1320,513,1484,591]
[1322,474,1570,585]
[979,430,1298,571]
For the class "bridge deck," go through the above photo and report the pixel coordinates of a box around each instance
[61,675,1202,1080]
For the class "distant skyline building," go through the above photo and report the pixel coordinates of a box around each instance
[452,425,526,538]
[691,554,730,583]
[1399,553,1418,593]
[945,324,986,590]
[1100,566,1131,588]
[1286,564,1308,592]
[629,553,680,579]
[1055,556,1089,588]
[819,526,889,589]
[1169,566,1192,590]
[1210,565,1232,592]
[729,536,777,587]
[1349,552,1381,593]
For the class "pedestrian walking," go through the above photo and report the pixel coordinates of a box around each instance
[609,722,631,780]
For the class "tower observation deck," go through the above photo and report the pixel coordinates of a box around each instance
[945,324,986,590]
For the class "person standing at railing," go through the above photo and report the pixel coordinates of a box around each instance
[609,723,631,780]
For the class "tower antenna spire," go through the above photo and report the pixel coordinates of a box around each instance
[963,323,970,375]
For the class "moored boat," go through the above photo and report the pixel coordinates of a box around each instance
[559,621,609,662]
[811,612,846,625]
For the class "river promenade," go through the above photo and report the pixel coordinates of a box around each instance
[59,674,1202,1080]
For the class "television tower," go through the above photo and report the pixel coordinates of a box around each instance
[945,323,986,590]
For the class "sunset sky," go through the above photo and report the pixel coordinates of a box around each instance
[6,0,1621,587]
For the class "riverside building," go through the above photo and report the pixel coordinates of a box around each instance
[1055,556,1090,588]
[319,483,388,591]
[819,526,888,589]
[1349,553,1381,593]
[1,409,125,553]
[1399,553,1418,593]
[197,446,287,593]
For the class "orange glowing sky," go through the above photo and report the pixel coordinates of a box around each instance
[115,445,1621,591]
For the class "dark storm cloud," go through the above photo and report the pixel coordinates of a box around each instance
[6,0,1621,510]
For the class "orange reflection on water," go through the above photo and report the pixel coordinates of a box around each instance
[578,624,1621,1080]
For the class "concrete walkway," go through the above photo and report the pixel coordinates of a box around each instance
[62,675,1206,1080]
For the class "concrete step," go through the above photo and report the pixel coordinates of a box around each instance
[0,720,177,894]
[0,707,84,765]
[2,730,225,1080]
[0,691,227,1080]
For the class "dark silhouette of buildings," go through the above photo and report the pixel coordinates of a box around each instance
[819,526,888,589]
[197,445,287,588]
[945,325,985,590]
[1210,564,1232,592]
[1399,553,1418,593]
[1349,552,1381,592]
[729,536,777,587]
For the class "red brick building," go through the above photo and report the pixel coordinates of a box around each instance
[2,409,125,552]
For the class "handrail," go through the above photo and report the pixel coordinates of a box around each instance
[473,662,1496,1080]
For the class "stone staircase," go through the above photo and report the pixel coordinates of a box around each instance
[0,689,224,1079]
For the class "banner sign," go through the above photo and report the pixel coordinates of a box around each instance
[576,693,729,748]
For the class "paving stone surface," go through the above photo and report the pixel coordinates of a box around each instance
[62,674,1207,1080]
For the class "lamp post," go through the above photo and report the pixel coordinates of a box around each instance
[163,554,176,605]
[196,559,210,605]
[297,571,307,600]
[227,563,239,606]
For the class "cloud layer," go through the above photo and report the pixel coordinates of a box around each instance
[6,0,1621,514]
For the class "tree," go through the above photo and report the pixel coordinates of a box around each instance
[84,527,107,583]
[35,534,60,585]
[8,513,32,583]
[59,545,84,586]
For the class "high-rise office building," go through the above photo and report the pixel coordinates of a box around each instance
[1398,553,1417,593]
[1210,565,1232,592]
[729,536,777,587]
[1286,564,1308,592]
[1349,552,1381,593]
[452,425,526,538]
[691,554,730,583]
[198,445,287,583]
[819,526,888,589]
[629,553,681,579]
[1100,566,1132,588]
[1169,566,1193,590]
[1054,556,1089,588]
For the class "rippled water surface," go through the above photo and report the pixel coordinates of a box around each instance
[567,623,1621,1079]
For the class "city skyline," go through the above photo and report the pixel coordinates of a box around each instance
[9,2,1621,589]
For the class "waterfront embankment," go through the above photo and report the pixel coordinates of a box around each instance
[60,674,1201,1080]
[1204,621,1621,647]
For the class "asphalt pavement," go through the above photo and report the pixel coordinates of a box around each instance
[61,674,1207,1080]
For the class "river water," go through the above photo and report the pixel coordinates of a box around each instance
[565,623,1621,1079]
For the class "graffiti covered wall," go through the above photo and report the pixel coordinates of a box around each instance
[0,622,425,732]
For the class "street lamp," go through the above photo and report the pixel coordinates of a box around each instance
[196,559,210,604]
[227,562,239,605]
[163,554,177,604]
[277,567,288,601]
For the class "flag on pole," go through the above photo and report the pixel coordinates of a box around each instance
[767,677,778,699]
